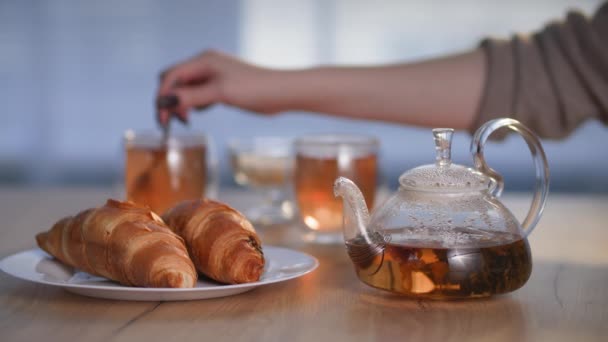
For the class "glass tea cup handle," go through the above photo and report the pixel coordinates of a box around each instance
[470,118,550,236]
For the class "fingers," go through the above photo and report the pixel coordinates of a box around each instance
[156,84,220,126]
[174,84,219,110]
[157,108,188,127]
[156,50,223,127]
[158,52,218,95]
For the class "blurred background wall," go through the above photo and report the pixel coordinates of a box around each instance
[0,0,606,192]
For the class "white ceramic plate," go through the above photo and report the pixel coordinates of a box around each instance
[0,246,318,301]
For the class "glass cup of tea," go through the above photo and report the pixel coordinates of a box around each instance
[228,137,295,225]
[295,134,378,243]
[123,130,217,214]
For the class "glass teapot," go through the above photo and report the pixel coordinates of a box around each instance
[334,118,549,299]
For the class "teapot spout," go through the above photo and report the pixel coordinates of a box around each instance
[334,177,387,275]
[333,177,371,242]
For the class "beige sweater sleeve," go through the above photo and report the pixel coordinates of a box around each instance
[472,3,608,139]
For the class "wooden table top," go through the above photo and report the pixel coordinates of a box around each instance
[0,187,607,342]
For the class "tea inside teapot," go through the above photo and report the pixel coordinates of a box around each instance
[346,227,532,299]
[335,118,549,299]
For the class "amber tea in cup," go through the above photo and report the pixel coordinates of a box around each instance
[295,134,378,243]
[124,131,212,214]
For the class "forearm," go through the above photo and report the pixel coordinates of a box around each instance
[271,49,485,130]
[474,4,608,139]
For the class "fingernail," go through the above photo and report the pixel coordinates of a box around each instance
[157,94,179,109]
[174,113,189,124]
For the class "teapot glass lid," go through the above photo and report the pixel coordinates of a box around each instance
[398,129,491,192]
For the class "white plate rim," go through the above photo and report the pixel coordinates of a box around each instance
[0,246,319,293]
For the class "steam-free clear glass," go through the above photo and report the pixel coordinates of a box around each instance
[228,137,295,225]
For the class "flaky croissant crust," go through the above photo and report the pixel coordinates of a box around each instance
[36,199,197,288]
[163,199,265,284]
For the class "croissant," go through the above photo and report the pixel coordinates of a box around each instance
[36,199,197,288]
[162,199,265,284]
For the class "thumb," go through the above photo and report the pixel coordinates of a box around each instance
[172,83,221,113]
[158,84,220,124]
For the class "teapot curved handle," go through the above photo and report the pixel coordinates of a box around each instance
[470,118,550,236]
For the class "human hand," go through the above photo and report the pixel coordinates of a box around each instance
[156,50,281,126]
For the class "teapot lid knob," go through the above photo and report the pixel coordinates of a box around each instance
[433,128,454,167]
[399,127,490,191]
